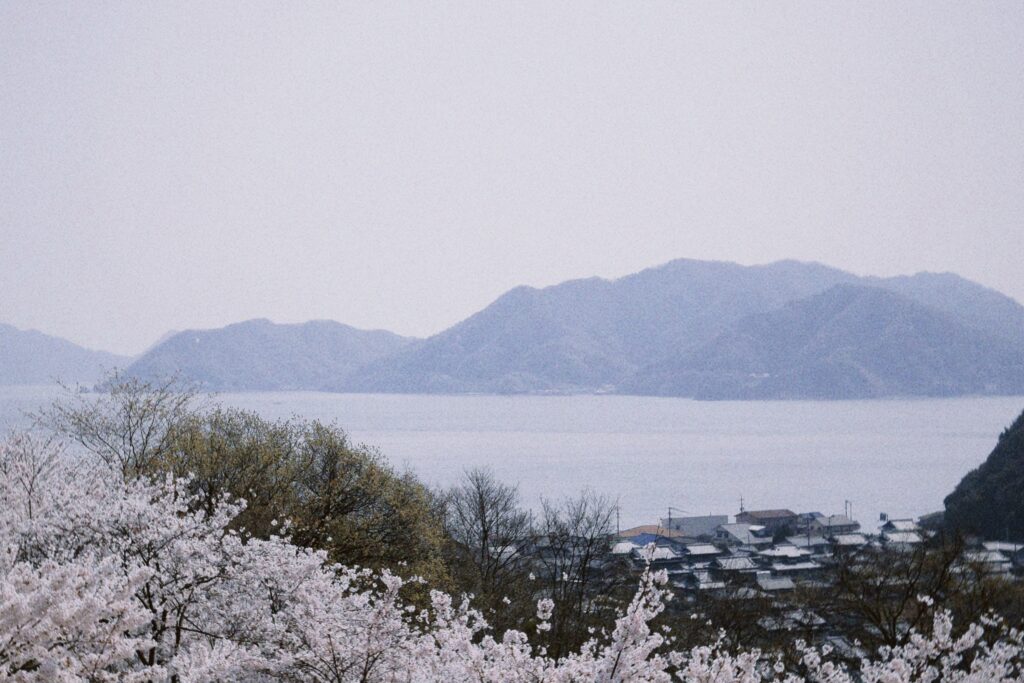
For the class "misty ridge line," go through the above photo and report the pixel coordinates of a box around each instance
[4,257,1024,400]
[9,257,1024,356]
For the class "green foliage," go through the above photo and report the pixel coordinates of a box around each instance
[40,374,452,589]
[945,407,1024,541]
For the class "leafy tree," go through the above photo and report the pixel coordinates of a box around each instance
[3,434,1023,681]
[36,373,451,588]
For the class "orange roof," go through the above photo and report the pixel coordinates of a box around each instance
[617,525,688,539]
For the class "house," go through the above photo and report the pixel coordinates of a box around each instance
[735,509,798,534]
[611,541,639,555]
[762,544,822,578]
[770,561,821,575]
[962,549,1012,575]
[785,535,832,552]
[831,533,869,549]
[881,530,923,549]
[692,569,726,591]
[616,525,689,546]
[879,519,923,549]
[682,543,723,560]
[805,513,860,536]
[758,545,812,561]
[983,541,1024,568]
[879,519,919,534]
[755,572,795,592]
[660,514,729,539]
[714,556,758,573]
[716,523,773,547]
[629,544,688,571]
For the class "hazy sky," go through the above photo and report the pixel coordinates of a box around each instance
[2,2,1022,355]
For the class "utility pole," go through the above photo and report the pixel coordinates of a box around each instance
[665,506,689,534]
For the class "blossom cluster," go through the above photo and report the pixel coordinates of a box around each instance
[0,434,1021,681]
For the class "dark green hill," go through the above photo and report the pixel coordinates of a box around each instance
[945,408,1024,541]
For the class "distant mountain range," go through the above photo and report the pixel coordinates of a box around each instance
[342,259,1024,398]
[5,259,1024,399]
[0,323,128,386]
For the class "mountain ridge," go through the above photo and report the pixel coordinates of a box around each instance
[0,323,129,386]
[341,259,863,394]
[124,318,416,391]
[342,259,1024,398]
[8,258,1024,398]
[626,283,1024,399]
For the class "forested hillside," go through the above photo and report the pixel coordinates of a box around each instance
[945,407,1024,541]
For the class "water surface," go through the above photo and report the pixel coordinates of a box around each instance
[3,387,1020,529]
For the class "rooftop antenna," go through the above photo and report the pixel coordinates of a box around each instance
[739,496,745,513]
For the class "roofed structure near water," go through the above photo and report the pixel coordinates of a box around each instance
[832,533,868,547]
[715,556,758,571]
[756,574,795,592]
[736,509,798,532]
[880,519,918,533]
[882,530,923,547]
[759,546,811,559]
[660,514,729,538]
[716,523,772,546]
[805,513,860,535]
[617,525,688,540]
[738,509,796,520]
[682,543,721,557]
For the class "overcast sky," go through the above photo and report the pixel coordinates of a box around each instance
[2,2,1022,355]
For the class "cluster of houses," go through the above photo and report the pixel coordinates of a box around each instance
[610,508,1024,598]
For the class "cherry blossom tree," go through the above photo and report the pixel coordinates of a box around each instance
[0,433,1021,682]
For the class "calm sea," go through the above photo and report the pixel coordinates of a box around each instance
[2,386,1021,530]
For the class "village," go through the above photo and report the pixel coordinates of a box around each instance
[589,505,1024,654]
[612,507,1024,596]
